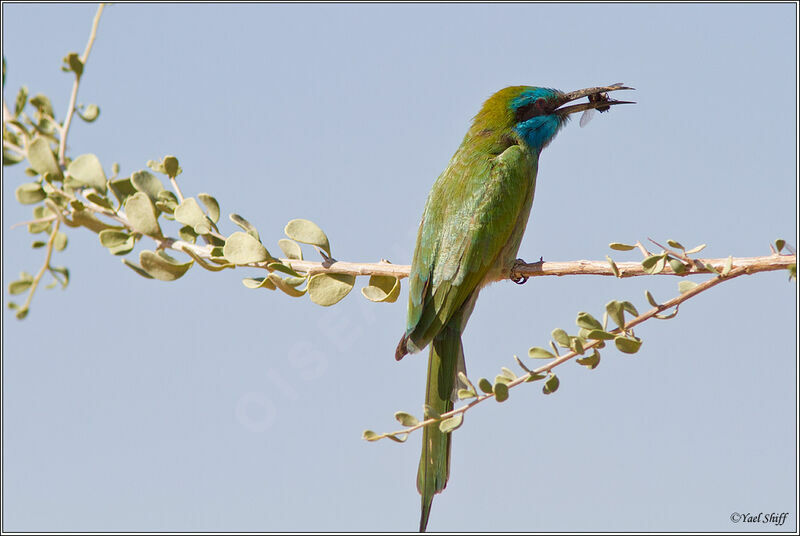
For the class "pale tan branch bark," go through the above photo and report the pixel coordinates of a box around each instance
[276,255,795,280]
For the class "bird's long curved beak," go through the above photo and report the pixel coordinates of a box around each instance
[554,84,636,116]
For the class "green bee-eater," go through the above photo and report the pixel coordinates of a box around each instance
[395,84,633,531]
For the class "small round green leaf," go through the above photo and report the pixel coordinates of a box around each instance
[139,250,192,281]
[478,378,493,394]
[78,103,99,122]
[178,225,198,244]
[576,312,603,331]
[99,230,131,248]
[99,230,135,255]
[494,374,512,385]
[197,193,220,224]
[53,231,68,251]
[27,137,61,179]
[621,301,639,317]
[14,85,29,116]
[439,413,463,432]
[493,382,509,402]
[284,219,331,257]
[551,328,570,348]
[15,182,46,204]
[457,388,477,400]
[684,243,707,255]
[678,280,699,293]
[394,411,420,427]
[242,277,277,290]
[500,367,517,381]
[362,430,380,442]
[605,300,625,329]
[67,154,107,194]
[109,177,137,206]
[645,289,660,307]
[30,94,54,116]
[86,192,114,210]
[8,279,33,295]
[585,329,616,341]
[63,52,83,76]
[163,155,180,178]
[229,213,260,241]
[121,258,154,279]
[528,347,555,359]
[307,273,355,306]
[576,350,601,370]
[642,254,666,274]
[543,373,560,395]
[223,231,270,264]
[361,275,401,303]
[609,242,636,251]
[131,170,165,202]
[668,258,687,274]
[35,117,57,136]
[666,239,684,250]
[267,274,306,297]
[615,335,643,354]
[278,238,303,260]
[125,192,162,236]
[49,266,69,289]
[174,197,211,234]
[4,148,25,166]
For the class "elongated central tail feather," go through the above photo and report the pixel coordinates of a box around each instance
[418,323,463,532]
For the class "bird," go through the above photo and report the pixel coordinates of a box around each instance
[395,84,634,531]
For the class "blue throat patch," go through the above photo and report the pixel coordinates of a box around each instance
[511,88,565,151]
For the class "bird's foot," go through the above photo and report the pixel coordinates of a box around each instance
[510,258,529,284]
[510,257,544,284]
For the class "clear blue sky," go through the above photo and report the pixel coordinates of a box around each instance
[2,3,797,532]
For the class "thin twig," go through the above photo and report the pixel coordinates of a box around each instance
[169,177,185,204]
[3,139,25,156]
[10,215,59,230]
[58,4,105,167]
[371,262,780,441]
[19,219,62,314]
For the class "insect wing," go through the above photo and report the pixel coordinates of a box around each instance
[579,108,595,128]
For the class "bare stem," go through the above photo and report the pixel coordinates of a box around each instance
[58,3,105,167]
[19,219,62,315]
[10,215,59,230]
[169,177,185,204]
[3,139,26,156]
[272,255,794,280]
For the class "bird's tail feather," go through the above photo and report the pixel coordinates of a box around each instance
[417,324,463,532]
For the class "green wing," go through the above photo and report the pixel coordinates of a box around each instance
[404,142,538,352]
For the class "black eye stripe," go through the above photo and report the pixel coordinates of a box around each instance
[514,98,548,123]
